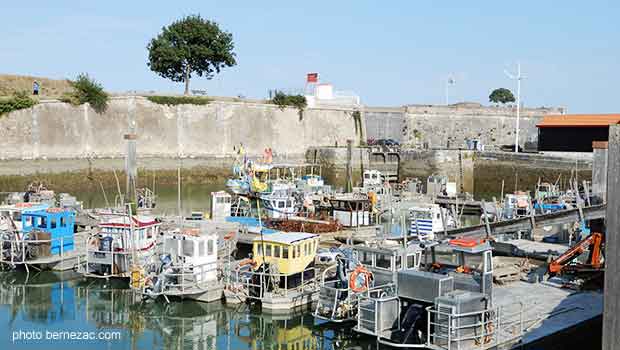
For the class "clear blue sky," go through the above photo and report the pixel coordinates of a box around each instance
[1,1,618,112]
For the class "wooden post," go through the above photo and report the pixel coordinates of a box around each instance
[603,125,620,350]
[346,140,353,193]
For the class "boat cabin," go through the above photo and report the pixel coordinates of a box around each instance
[210,191,232,221]
[252,232,319,275]
[163,228,218,283]
[363,170,384,187]
[0,203,50,232]
[21,208,76,255]
[353,243,425,286]
[409,204,447,241]
[330,197,372,227]
[84,215,160,278]
[260,193,296,219]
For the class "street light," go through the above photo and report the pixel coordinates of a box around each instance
[504,63,526,153]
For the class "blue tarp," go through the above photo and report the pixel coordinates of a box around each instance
[225,216,278,234]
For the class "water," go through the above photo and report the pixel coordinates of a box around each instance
[76,183,226,217]
[0,270,374,350]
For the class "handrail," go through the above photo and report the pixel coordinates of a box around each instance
[0,232,84,265]
[226,265,319,300]
[425,300,526,350]
[136,260,220,295]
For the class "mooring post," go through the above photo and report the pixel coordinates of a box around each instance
[603,125,620,350]
[346,139,353,193]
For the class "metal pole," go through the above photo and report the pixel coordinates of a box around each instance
[177,158,182,224]
[515,63,521,153]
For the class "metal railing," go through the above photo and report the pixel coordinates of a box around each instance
[76,237,156,278]
[356,291,400,337]
[226,265,319,301]
[426,301,525,350]
[314,263,396,322]
[356,293,532,350]
[132,260,219,296]
[0,233,79,266]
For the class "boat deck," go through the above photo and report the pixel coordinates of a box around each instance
[1,231,88,271]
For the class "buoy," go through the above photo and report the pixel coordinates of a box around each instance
[349,265,373,293]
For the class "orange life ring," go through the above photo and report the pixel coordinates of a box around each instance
[349,265,373,293]
[15,202,33,208]
[224,232,235,240]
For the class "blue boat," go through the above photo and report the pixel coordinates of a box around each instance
[22,208,76,255]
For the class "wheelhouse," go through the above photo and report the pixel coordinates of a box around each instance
[21,208,76,255]
[409,204,447,241]
[81,215,160,278]
[330,197,372,227]
[363,170,384,187]
[260,194,296,219]
[253,232,319,275]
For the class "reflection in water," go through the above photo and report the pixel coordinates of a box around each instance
[0,271,374,350]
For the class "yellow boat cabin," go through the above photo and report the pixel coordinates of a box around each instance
[252,232,319,275]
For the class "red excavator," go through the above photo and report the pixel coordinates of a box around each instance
[548,232,604,275]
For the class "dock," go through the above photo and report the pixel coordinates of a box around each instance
[444,204,605,239]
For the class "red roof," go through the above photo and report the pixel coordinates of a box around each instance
[537,114,620,128]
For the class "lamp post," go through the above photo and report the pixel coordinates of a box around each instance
[505,63,525,153]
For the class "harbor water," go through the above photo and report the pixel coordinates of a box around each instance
[0,270,373,350]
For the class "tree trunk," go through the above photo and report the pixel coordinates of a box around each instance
[184,64,191,96]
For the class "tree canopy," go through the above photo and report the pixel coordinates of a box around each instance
[147,15,236,95]
[489,88,516,104]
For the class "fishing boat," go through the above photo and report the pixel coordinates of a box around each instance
[0,202,50,232]
[502,192,532,219]
[131,221,237,303]
[352,238,603,349]
[409,204,455,241]
[0,206,83,272]
[224,232,320,312]
[259,189,298,219]
[314,241,427,323]
[77,212,160,279]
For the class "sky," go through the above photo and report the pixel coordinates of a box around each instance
[1,1,618,113]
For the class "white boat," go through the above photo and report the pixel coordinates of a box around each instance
[409,203,455,241]
[78,214,160,279]
[131,221,236,303]
[314,242,426,323]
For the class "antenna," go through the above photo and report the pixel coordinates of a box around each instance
[504,62,526,153]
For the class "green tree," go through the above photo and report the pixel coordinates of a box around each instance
[60,73,109,114]
[489,88,516,104]
[147,15,237,95]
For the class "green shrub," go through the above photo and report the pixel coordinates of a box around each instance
[0,91,38,116]
[146,95,211,106]
[62,73,109,114]
[270,91,307,120]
